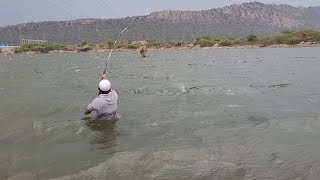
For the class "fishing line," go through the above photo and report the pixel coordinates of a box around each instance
[46,0,78,19]
[103,26,129,74]
[102,22,152,74]
[95,0,119,19]
[59,0,91,18]
[92,0,149,43]
[44,1,147,114]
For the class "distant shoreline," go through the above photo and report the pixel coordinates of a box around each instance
[1,30,320,55]
[1,43,320,56]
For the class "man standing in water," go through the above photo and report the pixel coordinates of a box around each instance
[84,73,119,120]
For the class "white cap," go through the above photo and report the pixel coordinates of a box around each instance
[99,80,111,91]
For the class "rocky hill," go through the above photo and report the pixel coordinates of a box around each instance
[1,2,320,45]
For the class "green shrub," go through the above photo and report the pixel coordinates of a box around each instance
[64,45,76,51]
[258,30,320,46]
[77,41,95,52]
[98,44,105,49]
[105,40,115,49]
[102,41,140,49]
[115,42,124,48]
[127,43,138,49]
[147,40,164,48]
[197,39,217,47]
[81,41,88,46]
[247,34,258,42]
[166,41,185,47]
[219,39,233,46]
[232,39,241,45]
[14,43,67,53]
[0,48,2,54]
[285,37,302,45]
[259,38,274,47]
[195,36,211,42]
[195,37,243,47]
[315,33,320,42]
[77,46,93,52]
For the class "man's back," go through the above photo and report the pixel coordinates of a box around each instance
[87,90,118,119]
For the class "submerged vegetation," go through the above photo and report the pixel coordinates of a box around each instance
[6,30,320,54]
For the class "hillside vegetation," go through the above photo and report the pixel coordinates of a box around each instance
[0,2,319,45]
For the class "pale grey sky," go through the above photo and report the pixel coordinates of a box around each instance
[1,0,320,27]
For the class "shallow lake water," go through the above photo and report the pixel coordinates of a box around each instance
[1,48,320,180]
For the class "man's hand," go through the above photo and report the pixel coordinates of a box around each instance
[101,73,107,80]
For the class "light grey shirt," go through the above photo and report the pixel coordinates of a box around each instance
[87,90,119,119]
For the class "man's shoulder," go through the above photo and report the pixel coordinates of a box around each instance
[88,96,103,109]
[111,90,118,96]
[91,96,103,103]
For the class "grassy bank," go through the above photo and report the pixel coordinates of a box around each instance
[96,40,185,49]
[194,37,243,47]
[194,30,320,47]
[259,30,320,47]
[8,30,320,54]
[14,43,73,53]
[98,30,320,49]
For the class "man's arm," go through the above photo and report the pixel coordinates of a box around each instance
[84,100,96,115]
[101,73,107,80]
[101,73,112,90]
[84,74,106,115]
[84,107,93,115]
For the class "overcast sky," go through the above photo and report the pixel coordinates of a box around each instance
[1,0,320,27]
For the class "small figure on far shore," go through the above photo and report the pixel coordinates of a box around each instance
[139,42,147,58]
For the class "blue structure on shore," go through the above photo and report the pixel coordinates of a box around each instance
[0,44,9,47]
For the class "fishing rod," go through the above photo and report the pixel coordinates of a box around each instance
[103,26,129,74]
